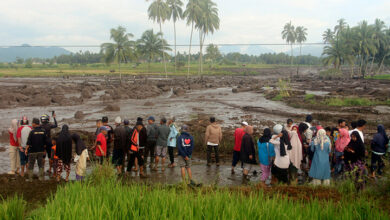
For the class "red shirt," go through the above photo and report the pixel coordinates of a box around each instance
[17,126,32,138]
[95,133,107,156]
[233,128,245,151]
[9,131,18,147]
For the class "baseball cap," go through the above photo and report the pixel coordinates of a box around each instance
[242,121,248,126]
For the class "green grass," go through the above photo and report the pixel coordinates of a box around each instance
[0,196,26,220]
[272,94,284,101]
[304,94,315,100]
[324,97,374,106]
[366,74,390,80]
[0,63,280,77]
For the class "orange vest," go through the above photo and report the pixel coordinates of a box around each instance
[130,130,139,152]
[52,145,58,160]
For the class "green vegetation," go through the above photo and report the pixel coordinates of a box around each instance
[366,74,390,80]
[0,196,26,220]
[324,97,374,106]
[322,18,390,78]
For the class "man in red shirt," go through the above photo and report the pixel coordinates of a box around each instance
[231,121,248,174]
[95,127,107,165]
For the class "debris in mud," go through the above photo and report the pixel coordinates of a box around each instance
[74,111,85,119]
[104,104,120,112]
[144,101,155,106]
[0,147,5,152]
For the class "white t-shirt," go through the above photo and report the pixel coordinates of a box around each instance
[270,135,290,169]
[350,128,364,143]
[20,126,32,147]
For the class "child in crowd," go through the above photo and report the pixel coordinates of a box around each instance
[177,125,196,186]
[258,128,275,185]
[95,127,107,165]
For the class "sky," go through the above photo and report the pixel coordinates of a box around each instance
[1,0,390,53]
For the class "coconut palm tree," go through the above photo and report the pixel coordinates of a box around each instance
[368,18,386,74]
[167,0,184,73]
[282,21,296,77]
[377,28,390,74]
[322,28,334,43]
[295,26,307,75]
[147,0,171,77]
[100,26,134,81]
[334,18,347,37]
[322,38,354,71]
[196,0,220,75]
[137,29,171,72]
[355,21,376,77]
[184,0,202,77]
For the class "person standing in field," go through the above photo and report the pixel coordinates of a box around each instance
[231,121,248,174]
[71,133,88,181]
[154,118,170,171]
[8,119,20,175]
[205,117,222,167]
[270,124,291,184]
[17,116,32,177]
[177,124,195,185]
[334,119,350,177]
[351,119,366,143]
[102,116,114,160]
[95,126,108,165]
[40,113,57,175]
[127,121,146,177]
[133,117,147,171]
[26,118,49,181]
[370,125,389,178]
[95,119,103,136]
[240,126,256,180]
[285,119,294,132]
[50,138,58,178]
[123,119,132,171]
[145,116,158,168]
[288,125,303,184]
[113,117,127,174]
[258,128,275,185]
[309,129,332,186]
[56,125,72,182]
[344,131,367,190]
[167,118,179,168]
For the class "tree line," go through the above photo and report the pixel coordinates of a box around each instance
[322,18,390,78]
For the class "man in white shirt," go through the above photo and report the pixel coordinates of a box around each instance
[351,119,366,143]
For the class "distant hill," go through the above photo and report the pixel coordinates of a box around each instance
[286,45,325,57]
[219,45,274,55]
[0,44,71,62]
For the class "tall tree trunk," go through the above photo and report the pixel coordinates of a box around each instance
[198,31,201,75]
[290,44,293,78]
[297,44,302,76]
[201,32,206,74]
[377,55,387,74]
[174,20,177,73]
[159,22,167,78]
[187,22,194,78]
[118,53,121,82]
[368,54,375,76]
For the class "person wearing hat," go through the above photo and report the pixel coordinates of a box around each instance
[270,124,291,184]
[40,113,57,175]
[95,126,108,165]
[127,121,146,177]
[17,116,32,177]
[25,118,50,181]
[231,121,248,174]
[113,117,127,174]
[102,116,114,160]
[145,116,158,168]
[177,124,196,186]
[154,117,170,171]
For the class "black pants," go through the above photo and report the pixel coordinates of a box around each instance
[232,150,241,167]
[144,141,156,164]
[168,146,175,164]
[371,152,385,175]
[128,151,144,172]
[207,145,220,164]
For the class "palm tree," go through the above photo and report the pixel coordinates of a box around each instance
[377,28,390,74]
[334,18,347,37]
[295,26,307,75]
[167,0,184,73]
[184,0,202,77]
[196,0,220,75]
[136,29,171,72]
[205,44,221,68]
[282,21,296,77]
[322,38,354,71]
[100,26,134,81]
[147,0,171,77]
[322,28,334,43]
[368,18,386,75]
[355,21,376,77]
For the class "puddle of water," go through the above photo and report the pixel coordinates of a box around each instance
[305,90,330,96]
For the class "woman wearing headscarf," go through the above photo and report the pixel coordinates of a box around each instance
[56,125,72,182]
[258,128,275,184]
[344,131,366,190]
[288,125,303,183]
[71,133,88,181]
[308,129,331,186]
[370,125,389,178]
[240,126,256,180]
[270,124,291,184]
[8,119,20,175]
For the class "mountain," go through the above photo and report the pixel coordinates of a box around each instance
[287,45,325,57]
[219,45,274,55]
[0,44,71,62]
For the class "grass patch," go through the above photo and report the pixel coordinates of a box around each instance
[366,74,390,80]
[272,94,284,101]
[304,94,315,100]
[323,97,374,106]
[0,196,26,220]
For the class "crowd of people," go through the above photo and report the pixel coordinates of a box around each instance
[5,112,390,188]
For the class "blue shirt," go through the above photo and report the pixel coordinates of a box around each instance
[257,141,275,166]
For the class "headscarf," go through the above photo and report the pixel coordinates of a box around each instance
[289,126,303,169]
[71,133,86,156]
[259,128,272,143]
[280,130,292,156]
[378,125,389,145]
[56,125,73,164]
[347,131,365,162]
[9,119,18,142]
[313,129,330,150]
